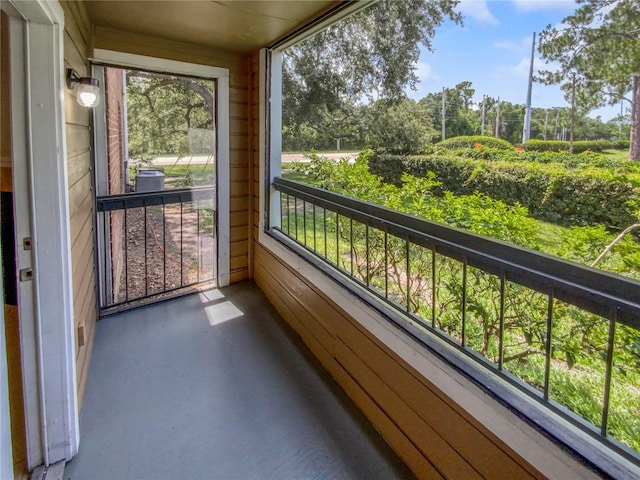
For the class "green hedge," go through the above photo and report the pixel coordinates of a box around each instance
[522,139,606,153]
[612,139,631,150]
[436,135,514,151]
[448,147,640,173]
[369,154,639,228]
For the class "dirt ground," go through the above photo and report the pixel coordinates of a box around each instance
[109,202,215,306]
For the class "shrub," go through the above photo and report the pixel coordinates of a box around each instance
[522,139,605,153]
[446,148,640,172]
[437,135,514,151]
[612,139,631,150]
[369,154,640,228]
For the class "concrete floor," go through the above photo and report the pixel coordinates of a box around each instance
[64,281,414,480]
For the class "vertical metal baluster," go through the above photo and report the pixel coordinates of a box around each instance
[498,271,506,368]
[336,214,340,267]
[405,241,411,312]
[601,307,617,436]
[294,197,298,241]
[163,203,167,292]
[197,201,201,283]
[431,249,436,328]
[323,208,327,259]
[303,200,307,246]
[280,194,284,232]
[350,218,354,277]
[461,258,467,346]
[313,204,317,252]
[384,231,388,299]
[102,212,108,306]
[144,205,148,298]
[286,194,291,235]
[124,208,129,302]
[365,225,370,286]
[180,201,184,286]
[543,290,554,401]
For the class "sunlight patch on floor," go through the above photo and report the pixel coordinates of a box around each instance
[204,300,244,326]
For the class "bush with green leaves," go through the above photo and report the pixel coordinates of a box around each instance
[436,135,514,151]
[453,146,639,169]
[522,139,605,153]
[369,154,640,228]
[612,139,631,150]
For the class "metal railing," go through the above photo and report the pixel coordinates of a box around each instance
[273,176,640,464]
[96,186,215,312]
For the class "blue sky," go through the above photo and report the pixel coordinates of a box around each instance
[405,0,622,121]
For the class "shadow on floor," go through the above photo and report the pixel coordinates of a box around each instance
[64,281,414,480]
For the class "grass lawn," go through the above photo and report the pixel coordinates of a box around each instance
[163,164,213,178]
[602,149,631,161]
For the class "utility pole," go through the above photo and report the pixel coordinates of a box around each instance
[522,32,536,143]
[495,97,500,138]
[544,109,549,140]
[620,100,624,139]
[441,86,446,141]
[481,95,486,135]
[555,108,560,140]
[570,72,576,153]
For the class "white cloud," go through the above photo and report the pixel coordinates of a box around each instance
[415,61,440,83]
[493,56,547,81]
[457,0,499,26]
[510,0,575,13]
[493,35,534,53]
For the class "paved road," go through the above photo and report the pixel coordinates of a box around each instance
[282,152,359,163]
[146,152,359,166]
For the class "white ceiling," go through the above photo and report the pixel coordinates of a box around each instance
[84,1,340,52]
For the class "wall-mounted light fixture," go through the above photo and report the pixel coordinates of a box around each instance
[66,69,100,108]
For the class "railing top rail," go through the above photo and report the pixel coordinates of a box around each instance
[97,186,215,212]
[274,177,640,329]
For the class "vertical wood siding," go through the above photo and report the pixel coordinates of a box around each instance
[60,1,97,410]
[92,26,251,284]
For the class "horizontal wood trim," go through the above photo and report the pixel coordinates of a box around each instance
[65,123,91,157]
[230,211,247,228]
[70,204,92,252]
[64,91,91,127]
[229,269,248,283]
[67,150,91,188]
[230,196,249,213]
[230,225,248,243]
[68,172,92,215]
[61,1,91,50]
[230,240,248,259]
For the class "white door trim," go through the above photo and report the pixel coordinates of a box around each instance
[7,0,79,468]
[91,49,231,287]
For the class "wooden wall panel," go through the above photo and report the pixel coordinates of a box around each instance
[60,1,97,410]
[93,26,252,283]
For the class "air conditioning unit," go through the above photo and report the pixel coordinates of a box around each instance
[135,169,165,192]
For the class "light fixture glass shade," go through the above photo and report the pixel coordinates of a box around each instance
[76,79,100,107]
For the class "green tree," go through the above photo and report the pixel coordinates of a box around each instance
[419,83,479,140]
[282,0,461,149]
[537,0,640,160]
[361,98,436,154]
[126,71,215,160]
